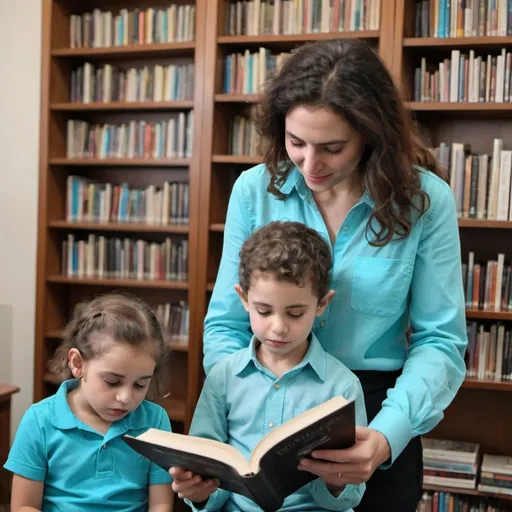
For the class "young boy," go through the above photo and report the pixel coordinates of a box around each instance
[172,221,367,511]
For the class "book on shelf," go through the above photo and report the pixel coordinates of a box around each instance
[466,321,512,382]
[71,62,194,104]
[478,454,512,496]
[418,490,507,512]
[422,438,480,490]
[155,301,189,343]
[69,5,196,49]
[66,113,194,160]
[124,395,355,511]
[414,49,512,103]
[66,176,189,225]
[229,115,259,156]
[62,234,188,281]
[225,0,380,36]
[414,0,512,38]
[433,138,512,220]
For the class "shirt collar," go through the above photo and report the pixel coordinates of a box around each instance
[50,379,148,433]
[234,333,327,382]
[276,165,375,209]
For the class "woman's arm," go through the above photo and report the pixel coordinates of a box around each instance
[11,475,43,512]
[203,173,253,374]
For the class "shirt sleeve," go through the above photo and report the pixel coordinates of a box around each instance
[185,372,231,511]
[203,173,253,375]
[3,407,47,481]
[149,407,173,485]
[369,182,468,465]
[309,379,367,510]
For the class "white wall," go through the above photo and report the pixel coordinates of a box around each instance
[0,1,42,436]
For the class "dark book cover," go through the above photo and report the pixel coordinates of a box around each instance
[124,400,355,512]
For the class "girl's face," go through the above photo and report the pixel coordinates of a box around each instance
[284,104,365,194]
[69,338,157,423]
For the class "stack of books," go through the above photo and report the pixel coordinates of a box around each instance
[478,454,512,497]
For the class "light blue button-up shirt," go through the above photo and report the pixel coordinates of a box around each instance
[203,164,468,465]
[4,379,171,511]
[187,334,368,511]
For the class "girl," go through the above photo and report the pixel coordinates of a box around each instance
[4,292,174,512]
[201,38,468,511]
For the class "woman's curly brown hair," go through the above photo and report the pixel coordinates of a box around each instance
[252,38,446,246]
[238,221,332,298]
[48,292,169,401]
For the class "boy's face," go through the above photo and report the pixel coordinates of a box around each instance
[235,274,334,362]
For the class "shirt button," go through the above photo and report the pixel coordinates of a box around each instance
[320,321,326,327]
[268,422,276,428]
[274,383,280,389]
[102,444,108,449]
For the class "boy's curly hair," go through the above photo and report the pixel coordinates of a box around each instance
[238,221,332,298]
[48,292,169,401]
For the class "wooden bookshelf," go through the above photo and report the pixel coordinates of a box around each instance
[423,484,512,502]
[35,1,207,466]
[394,0,512,508]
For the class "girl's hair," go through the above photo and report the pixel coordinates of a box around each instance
[252,38,445,246]
[239,221,332,299]
[48,292,169,401]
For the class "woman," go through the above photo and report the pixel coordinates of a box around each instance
[202,39,467,511]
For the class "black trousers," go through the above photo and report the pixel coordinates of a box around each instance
[353,370,423,512]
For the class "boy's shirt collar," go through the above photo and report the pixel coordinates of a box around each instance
[235,333,327,382]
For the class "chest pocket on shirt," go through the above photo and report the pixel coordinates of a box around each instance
[351,256,413,317]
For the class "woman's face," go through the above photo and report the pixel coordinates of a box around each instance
[284,104,365,193]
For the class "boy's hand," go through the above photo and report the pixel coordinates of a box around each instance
[169,467,219,503]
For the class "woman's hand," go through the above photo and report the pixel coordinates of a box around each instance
[169,467,219,503]
[298,427,391,491]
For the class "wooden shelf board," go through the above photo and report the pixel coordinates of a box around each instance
[45,329,65,339]
[43,373,60,385]
[212,155,262,164]
[462,379,512,391]
[407,102,512,111]
[404,36,512,48]
[46,275,189,290]
[50,158,190,167]
[163,395,187,422]
[52,42,196,59]
[51,101,194,111]
[209,223,225,232]
[423,484,512,501]
[458,219,512,229]
[217,31,380,45]
[465,309,512,320]
[48,220,189,234]
[215,94,261,103]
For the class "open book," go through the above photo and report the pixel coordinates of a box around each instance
[124,395,355,511]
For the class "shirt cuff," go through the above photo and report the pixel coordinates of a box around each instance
[369,406,413,467]
[309,479,365,510]
[4,459,45,482]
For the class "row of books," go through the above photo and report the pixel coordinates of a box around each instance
[463,252,512,313]
[422,438,512,496]
[414,0,512,38]
[417,491,507,512]
[155,301,189,342]
[224,49,290,95]
[66,113,194,160]
[433,138,512,221]
[65,176,189,226]
[413,49,512,103]
[70,62,194,104]
[69,5,196,48]
[466,321,512,382]
[225,0,381,36]
[230,115,259,156]
[62,234,188,282]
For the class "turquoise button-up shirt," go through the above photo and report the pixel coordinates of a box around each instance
[4,379,171,511]
[187,334,368,511]
[203,164,468,464]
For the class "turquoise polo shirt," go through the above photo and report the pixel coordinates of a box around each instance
[4,379,171,511]
[187,334,368,511]
[203,164,468,466]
